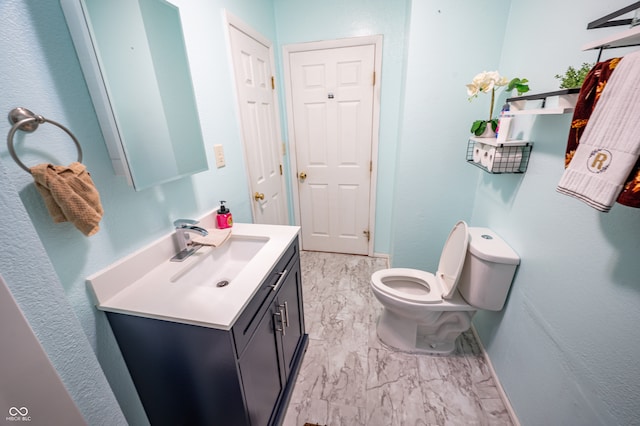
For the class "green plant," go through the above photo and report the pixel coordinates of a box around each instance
[507,77,529,95]
[470,118,498,136]
[554,63,593,89]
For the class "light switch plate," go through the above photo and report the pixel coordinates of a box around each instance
[214,144,225,168]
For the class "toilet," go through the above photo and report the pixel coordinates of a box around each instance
[370,221,520,355]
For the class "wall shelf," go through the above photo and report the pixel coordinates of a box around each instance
[582,24,640,51]
[586,1,640,29]
[506,89,580,115]
[583,2,640,60]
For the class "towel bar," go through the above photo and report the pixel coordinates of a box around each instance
[6,107,83,173]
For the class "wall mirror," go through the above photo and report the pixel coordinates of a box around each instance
[60,0,208,191]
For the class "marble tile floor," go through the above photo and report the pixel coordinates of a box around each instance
[283,251,513,426]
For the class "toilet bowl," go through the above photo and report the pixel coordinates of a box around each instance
[371,221,519,355]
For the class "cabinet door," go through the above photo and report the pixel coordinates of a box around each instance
[238,303,283,426]
[275,259,304,379]
[233,238,299,357]
[107,313,248,426]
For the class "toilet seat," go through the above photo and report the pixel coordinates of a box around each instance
[371,268,443,304]
[371,221,470,305]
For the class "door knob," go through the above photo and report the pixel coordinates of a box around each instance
[299,171,307,180]
[254,192,265,201]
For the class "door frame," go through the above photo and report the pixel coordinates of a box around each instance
[282,35,382,256]
[224,10,289,224]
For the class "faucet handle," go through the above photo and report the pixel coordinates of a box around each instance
[173,218,198,228]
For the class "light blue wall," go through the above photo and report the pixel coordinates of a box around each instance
[391,0,511,270]
[273,0,411,255]
[469,1,640,424]
[3,0,640,425]
[0,0,276,423]
[0,160,126,424]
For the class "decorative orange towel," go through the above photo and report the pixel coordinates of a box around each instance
[30,162,104,236]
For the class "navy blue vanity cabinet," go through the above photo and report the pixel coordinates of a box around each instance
[238,255,305,426]
[105,237,308,426]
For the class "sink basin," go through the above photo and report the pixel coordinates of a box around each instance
[88,222,299,330]
[170,236,268,286]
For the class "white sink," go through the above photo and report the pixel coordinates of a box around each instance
[87,221,300,330]
[170,236,268,286]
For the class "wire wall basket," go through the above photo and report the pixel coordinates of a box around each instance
[466,137,532,174]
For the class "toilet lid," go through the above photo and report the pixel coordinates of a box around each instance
[437,221,469,300]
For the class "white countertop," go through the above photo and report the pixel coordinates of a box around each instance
[87,219,300,330]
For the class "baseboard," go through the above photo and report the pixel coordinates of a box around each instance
[470,325,520,426]
[372,252,390,267]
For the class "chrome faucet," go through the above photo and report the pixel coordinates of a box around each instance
[171,219,208,262]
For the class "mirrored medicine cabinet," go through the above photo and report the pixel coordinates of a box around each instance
[60,0,208,191]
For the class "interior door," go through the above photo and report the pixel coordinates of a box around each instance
[228,20,287,225]
[289,44,376,254]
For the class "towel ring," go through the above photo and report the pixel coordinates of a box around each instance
[6,107,83,173]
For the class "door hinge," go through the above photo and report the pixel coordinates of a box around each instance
[363,230,370,242]
[271,76,275,90]
[370,161,373,172]
[372,71,376,86]
[279,164,283,175]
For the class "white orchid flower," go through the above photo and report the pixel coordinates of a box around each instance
[486,71,501,82]
[480,79,495,93]
[466,83,479,97]
[466,71,511,98]
[471,73,489,89]
[496,76,510,86]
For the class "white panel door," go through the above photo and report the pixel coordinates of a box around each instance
[228,23,287,225]
[290,44,375,254]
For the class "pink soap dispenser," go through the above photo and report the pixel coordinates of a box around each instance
[216,200,233,229]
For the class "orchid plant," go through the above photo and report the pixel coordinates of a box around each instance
[466,71,529,136]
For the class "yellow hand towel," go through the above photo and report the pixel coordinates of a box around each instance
[191,228,231,247]
[30,162,104,236]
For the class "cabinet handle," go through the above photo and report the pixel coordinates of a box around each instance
[279,306,286,335]
[270,269,288,292]
[279,302,289,328]
[274,308,286,336]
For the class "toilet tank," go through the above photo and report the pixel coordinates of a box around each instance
[457,227,520,311]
